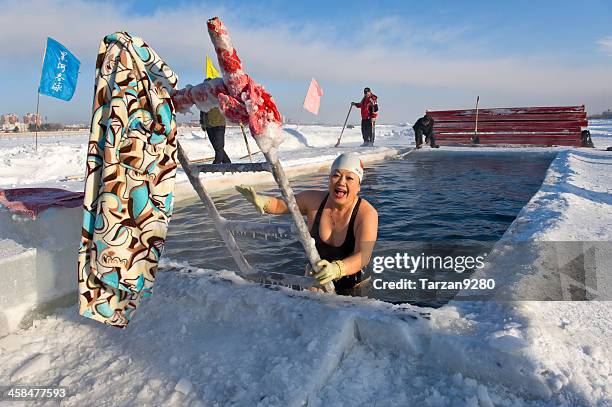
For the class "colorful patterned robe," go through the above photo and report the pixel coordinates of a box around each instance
[77,32,178,328]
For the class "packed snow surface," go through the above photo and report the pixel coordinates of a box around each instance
[0,124,411,195]
[0,122,611,406]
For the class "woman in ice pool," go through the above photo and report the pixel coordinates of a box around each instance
[236,153,378,292]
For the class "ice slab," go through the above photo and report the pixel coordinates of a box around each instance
[0,206,81,336]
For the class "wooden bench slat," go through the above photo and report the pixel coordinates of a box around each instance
[477,137,580,142]
[425,105,587,147]
[434,121,586,132]
[478,140,582,146]
[428,112,586,122]
[427,105,585,116]
[436,133,581,139]
[437,139,582,147]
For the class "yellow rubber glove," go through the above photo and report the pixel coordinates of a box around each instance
[311,260,346,285]
[235,185,271,214]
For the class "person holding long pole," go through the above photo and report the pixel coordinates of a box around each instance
[351,87,378,147]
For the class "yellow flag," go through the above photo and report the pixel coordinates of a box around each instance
[206,54,221,79]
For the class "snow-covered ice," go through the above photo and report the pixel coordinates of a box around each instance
[0,121,611,406]
[0,124,411,199]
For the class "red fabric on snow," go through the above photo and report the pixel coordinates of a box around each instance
[0,188,84,219]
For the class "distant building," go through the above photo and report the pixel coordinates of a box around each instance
[23,113,42,126]
[1,113,21,131]
[1,113,19,125]
[0,112,82,133]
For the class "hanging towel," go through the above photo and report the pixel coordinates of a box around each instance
[0,188,84,219]
[78,32,178,328]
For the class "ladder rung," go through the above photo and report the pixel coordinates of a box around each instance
[245,270,317,288]
[223,219,295,239]
[189,162,271,174]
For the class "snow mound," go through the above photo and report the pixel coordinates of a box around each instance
[0,264,559,406]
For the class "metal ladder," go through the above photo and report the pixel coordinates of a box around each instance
[176,142,335,293]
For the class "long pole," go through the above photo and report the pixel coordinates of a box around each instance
[372,120,376,145]
[239,123,253,163]
[334,104,353,147]
[264,148,335,294]
[472,96,480,144]
[35,91,41,150]
[36,39,49,152]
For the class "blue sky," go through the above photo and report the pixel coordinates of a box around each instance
[1,0,611,124]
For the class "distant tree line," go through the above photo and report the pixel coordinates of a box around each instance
[588,109,612,119]
[27,123,65,132]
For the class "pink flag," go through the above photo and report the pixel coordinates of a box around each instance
[302,78,323,115]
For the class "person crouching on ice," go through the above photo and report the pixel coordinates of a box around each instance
[412,113,439,149]
[236,153,378,293]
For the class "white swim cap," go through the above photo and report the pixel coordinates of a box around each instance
[330,153,364,182]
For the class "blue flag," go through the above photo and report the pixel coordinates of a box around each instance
[39,38,80,101]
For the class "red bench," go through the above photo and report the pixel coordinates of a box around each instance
[426,105,589,147]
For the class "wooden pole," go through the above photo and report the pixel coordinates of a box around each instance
[239,123,253,163]
[35,92,41,150]
[206,17,333,292]
[472,96,480,144]
[35,38,48,152]
[263,148,335,293]
[335,104,353,147]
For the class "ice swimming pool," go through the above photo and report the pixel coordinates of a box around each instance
[164,150,556,304]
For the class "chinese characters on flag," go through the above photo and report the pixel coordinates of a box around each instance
[39,38,80,101]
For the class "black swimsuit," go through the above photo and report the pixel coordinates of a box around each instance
[310,194,365,291]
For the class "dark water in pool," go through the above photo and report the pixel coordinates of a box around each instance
[164,150,555,304]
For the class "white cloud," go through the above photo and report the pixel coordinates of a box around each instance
[1,0,611,121]
[597,36,612,56]
[0,0,223,71]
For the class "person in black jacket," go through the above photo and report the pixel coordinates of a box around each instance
[412,114,439,149]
